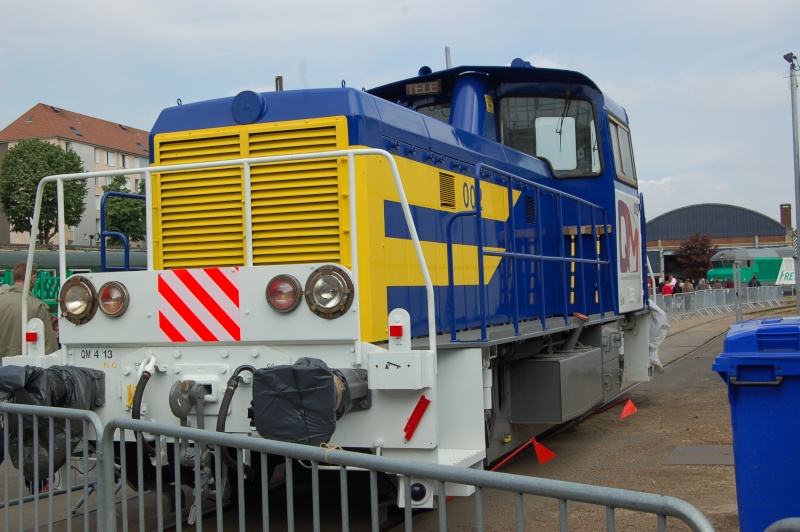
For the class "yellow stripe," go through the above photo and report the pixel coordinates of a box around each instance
[384,238,503,286]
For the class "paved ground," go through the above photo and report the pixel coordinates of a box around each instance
[407,302,797,531]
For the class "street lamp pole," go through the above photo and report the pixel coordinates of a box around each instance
[785,52,800,314]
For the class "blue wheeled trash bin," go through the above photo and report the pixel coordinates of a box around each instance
[713,317,800,532]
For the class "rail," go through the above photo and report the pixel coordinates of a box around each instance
[20,149,437,355]
[446,163,613,341]
[98,191,146,272]
[0,403,716,531]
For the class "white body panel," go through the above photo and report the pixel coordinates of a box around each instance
[615,190,644,313]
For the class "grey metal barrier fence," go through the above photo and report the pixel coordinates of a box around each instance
[0,402,106,532]
[654,286,785,322]
[102,417,714,532]
[1,404,715,531]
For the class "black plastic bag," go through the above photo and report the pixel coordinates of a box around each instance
[253,358,340,446]
[0,365,103,480]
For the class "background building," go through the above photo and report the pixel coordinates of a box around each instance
[646,203,793,280]
[0,104,149,246]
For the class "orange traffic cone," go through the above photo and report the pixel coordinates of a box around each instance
[620,399,638,419]
[532,438,556,464]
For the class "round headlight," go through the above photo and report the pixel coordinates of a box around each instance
[304,266,354,319]
[98,281,129,317]
[266,275,302,312]
[59,276,98,325]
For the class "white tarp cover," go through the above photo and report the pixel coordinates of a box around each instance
[648,299,669,370]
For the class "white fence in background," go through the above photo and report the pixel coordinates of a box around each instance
[653,286,785,322]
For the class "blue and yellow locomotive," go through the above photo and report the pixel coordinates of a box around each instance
[14,57,652,507]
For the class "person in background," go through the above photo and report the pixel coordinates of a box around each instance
[697,278,709,291]
[681,277,694,311]
[724,278,734,289]
[748,274,762,288]
[662,276,674,296]
[0,262,58,359]
[0,261,58,490]
[682,279,694,293]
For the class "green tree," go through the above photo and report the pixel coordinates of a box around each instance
[0,138,87,244]
[101,175,146,247]
[675,232,718,280]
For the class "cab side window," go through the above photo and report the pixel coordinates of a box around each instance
[609,117,637,186]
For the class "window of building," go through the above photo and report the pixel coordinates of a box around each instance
[121,154,131,169]
[94,148,101,163]
[65,142,73,152]
[499,95,601,177]
[106,151,115,166]
[136,142,147,152]
[70,126,83,137]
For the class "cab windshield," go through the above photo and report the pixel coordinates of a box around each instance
[499,96,601,177]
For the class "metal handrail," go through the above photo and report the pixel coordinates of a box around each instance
[99,191,146,272]
[445,163,612,342]
[21,149,437,354]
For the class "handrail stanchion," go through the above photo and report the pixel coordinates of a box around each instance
[475,173,488,340]
[558,196,569,326]
[243,162,254,267]
[447,211,478,341]
[57,179,67,286]
[534,188,547,330]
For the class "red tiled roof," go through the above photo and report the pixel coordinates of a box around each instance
[0,104,149,156]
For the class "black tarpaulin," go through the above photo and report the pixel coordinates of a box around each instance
[253,358,338,446]
[0,365,104,480]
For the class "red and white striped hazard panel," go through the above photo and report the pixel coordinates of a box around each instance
[158,268,241,342]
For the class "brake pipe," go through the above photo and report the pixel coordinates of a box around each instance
[216,365,256,477]
[132,355,157,456]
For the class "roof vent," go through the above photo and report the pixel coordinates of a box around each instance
[50,106,60,113]
[25,115,33,122]
[118,124,127,131]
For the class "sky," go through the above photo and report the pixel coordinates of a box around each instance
[1,0,799,223]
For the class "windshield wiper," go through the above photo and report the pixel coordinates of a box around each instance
[556,90,572,151]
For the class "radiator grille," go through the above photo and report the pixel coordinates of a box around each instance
[153,118,346,269]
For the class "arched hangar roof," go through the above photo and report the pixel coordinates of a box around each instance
[646,204,787,241]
